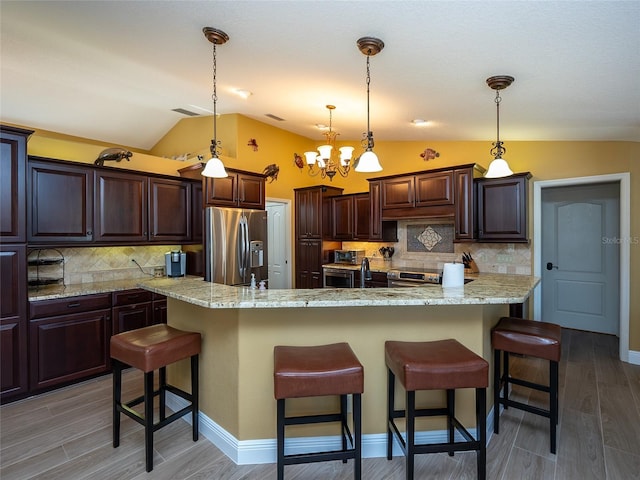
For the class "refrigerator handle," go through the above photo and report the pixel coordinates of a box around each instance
[237,216,244,279]
[243,215,250,279]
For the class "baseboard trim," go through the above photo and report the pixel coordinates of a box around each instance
[167,392,495,465]
[628,349,640,365]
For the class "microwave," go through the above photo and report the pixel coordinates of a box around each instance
[334,249,365,265]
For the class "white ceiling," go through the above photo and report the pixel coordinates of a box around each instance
[1,1,639,151]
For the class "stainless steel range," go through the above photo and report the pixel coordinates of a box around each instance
[386,268,441,287]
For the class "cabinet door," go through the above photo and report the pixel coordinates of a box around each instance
[353,193,370,240]
[149,178,191,242]
[0,128,30,243]
[332,196,353,240]
[295,239,322,289]
[296,189,322,238]
[152,299,167,325]
[28,160,93,243]
[477,174,529,242]
[0,245,27,400]
[29,308,111,390]
[191,180,203,243]
[112,302,152,335]
[204,175,237,207]
[415,171,453,206]
[94,170,148,242]
[237,173,265,209]
[369,181,383,240]
[454,168,474,241]
[381,177,414,209]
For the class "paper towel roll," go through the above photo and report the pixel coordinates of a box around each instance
[442,262,464,288]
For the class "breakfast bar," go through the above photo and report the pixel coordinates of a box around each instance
[139,273,539,464]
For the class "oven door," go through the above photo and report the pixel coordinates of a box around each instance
[323,268,355,288]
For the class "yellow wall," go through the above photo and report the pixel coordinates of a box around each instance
[10,118,640,351]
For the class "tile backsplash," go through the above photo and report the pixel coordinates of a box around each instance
[27,246,177,285]
[343,220,531,275]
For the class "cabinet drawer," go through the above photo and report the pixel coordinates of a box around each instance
[29,293,111,319]
[112,289,152,306]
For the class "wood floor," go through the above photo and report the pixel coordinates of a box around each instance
[2,329,640,479]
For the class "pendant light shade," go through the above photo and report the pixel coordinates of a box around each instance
[202,27,229,178]
[484,75,514,178]
[355,36,384,173]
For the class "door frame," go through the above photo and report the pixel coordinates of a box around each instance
[533,173,631,362]
[266,197,293,289]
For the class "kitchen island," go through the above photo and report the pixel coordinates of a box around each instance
[138,273,539,464]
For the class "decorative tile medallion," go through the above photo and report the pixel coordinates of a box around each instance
[407,224,454,253]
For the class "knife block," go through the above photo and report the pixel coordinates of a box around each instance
[465,259,480,273]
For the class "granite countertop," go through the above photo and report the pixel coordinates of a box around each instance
[137,273,539,309]
[28,277,155,301]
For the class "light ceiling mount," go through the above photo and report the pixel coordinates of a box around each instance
[484,75,515,178]
[355,36,384,173]
[304,105,355,181]
[201,27,230,178]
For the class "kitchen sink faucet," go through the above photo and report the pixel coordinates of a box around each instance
[360,257,372,288]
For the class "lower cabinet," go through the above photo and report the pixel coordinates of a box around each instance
[29,293,112,391]
[354,271,388,288]
[112,289,153,335]
[295,239,323,289]
[152,293,167,325]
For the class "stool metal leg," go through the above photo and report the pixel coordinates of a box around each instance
[191,354,199,441]
[503,351,510,409]
[406,390,415,480]
[112,359,122,448]
[353,393,362,480]
[341,394,348,463]
[477,387,487,480]
[144,371,154,472]
[159,366,167,422]
[493,349,501,434]
[276,398,285,480]
[550,360,558,454]
[387,369,395,460]
[447,389,455,456]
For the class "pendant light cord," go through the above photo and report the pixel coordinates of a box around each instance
[495,90,501,144]
[211,41,218,156]
[365,53,374,149]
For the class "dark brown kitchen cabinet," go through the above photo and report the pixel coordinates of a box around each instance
[152,293,167,325]
[190,180,203,244]
[28,158,94,243]
[454,167,475,241]
[149,177,191,242]
[476,172,531,242]
[0,245,28,402]
[367,180,398,242]
[331,193,370,240]
[1,126,32,244]
[415,171,453,206]
[204,168,266,210]
[94,170,148,243]
[295,186,342,289]
[29,293,111,391]
[111,289,153,335]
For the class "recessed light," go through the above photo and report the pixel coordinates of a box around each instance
[412,119,429,126]
[315,123,328,129]
[234,89,252,99]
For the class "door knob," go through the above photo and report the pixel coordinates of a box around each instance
[546,262,558,270]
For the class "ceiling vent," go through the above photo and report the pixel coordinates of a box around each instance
[265,113,285,121]
[172,108,200,116]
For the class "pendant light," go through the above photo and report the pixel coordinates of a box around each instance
[201,27,229,178]
[355,37,384,173]
[484,75,515,178]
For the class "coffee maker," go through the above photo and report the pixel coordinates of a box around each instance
[165,250,186,277]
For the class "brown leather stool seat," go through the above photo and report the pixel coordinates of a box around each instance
[385,339,488,480]
[111,324,201,472]
[274,343,364,480]
[492,317,561,454]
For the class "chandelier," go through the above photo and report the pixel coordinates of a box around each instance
[484,75,515,178]
[304,105,355,181]
[201,27,229,178]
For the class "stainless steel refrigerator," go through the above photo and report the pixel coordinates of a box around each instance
[204,207,268,286]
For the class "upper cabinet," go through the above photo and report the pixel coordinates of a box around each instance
[27,156,196,246]
[204,168,266,210]
[1,126,32,244]
[331,193,370,241]
[476,172,531,242]
[28,158,94,243]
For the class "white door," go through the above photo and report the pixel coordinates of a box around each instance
[541,182,620,334]
[266,200,291,289]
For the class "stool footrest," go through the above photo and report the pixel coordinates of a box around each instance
[388,415,477,454]
[504,375,551,394]
[282,448,357,466]
[499,397,551,419]
[284,412,344,426]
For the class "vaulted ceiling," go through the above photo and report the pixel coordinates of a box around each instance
[1,1,638,150]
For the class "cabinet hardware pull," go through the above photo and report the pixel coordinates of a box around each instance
[67,302,80,308]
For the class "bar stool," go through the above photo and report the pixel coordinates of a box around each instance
[492,317,561,454]
[111,324,201,472]
[273,343,364,480]
[385,339,488,480]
